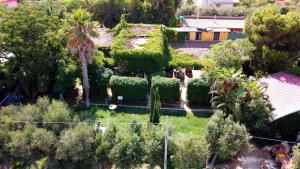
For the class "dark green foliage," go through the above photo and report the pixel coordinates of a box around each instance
[109,76,148,102]
[165,28,176,42]
[150,87,161,124]
[92,0,125,28]
[0,3,78,100]
[111,24,166,76]
[125,0,179,27]
[240,97,271,132]
[176,32,187,43]
[205,111,250,163]
[110,121,145,169]
[95,125,118,165]
[151,77,180,103]
[168,47,203,69]
[56,125,95,167]
[187,78,210,106]
[173,138,208,169]
[88,53,113,97]
[144,126,165,168]
[228,32,246,40]
[246,6,300,73]
[287,66,300,76]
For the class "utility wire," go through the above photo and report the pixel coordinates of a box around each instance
[0,120,298,144]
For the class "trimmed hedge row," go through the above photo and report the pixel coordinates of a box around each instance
[151,76,180,103]
[111,24,166,75]
[109,76,148,102]
[187,78,211,106]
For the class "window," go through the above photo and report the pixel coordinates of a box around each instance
[213,32,220,41]
[195,32,202,41]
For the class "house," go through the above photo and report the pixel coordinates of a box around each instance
[259,72,300,121]
[173,16,245,42]
[0,0,17,8]
[194,0,240,7]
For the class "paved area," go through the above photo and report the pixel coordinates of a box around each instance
[170,41,217,58]
[92,28,114,47]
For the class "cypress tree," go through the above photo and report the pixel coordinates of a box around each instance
[150,87,161,124]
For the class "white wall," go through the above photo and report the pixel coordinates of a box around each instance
[194,0,234,7]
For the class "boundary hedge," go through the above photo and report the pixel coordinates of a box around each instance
[151,76,180,103]
[109,76,148,102]
[187,78,210,106]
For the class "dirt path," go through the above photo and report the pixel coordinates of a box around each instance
[216,145,279,169]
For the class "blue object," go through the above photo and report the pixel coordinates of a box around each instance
[179,16,184,21]
[0,95,16,106]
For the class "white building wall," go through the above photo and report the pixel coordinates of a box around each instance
[194,0,234,7]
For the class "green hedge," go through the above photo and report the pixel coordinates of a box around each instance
[166,28,176,42]
[151,77,180,103]
[109,76,148,102]
[187,78,210,106]
[111,24,166,75]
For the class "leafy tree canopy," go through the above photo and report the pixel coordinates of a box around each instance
[246,5,300,73]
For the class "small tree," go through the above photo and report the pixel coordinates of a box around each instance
[174,138,209,169]
[205,110,250,167]
[56,125,95,168]
[114,14,128,34]
[150,87,161,124]
[110,121,145,169]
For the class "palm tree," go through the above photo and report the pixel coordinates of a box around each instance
[66,9,98,107]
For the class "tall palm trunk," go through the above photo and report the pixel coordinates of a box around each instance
[81,51,91,107]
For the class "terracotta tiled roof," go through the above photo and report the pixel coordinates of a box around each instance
[259,72,300,120]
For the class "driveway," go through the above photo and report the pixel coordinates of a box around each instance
[170,41,217,58]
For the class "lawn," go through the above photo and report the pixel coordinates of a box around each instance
[75,106,210,141]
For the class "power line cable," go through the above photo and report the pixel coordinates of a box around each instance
[0,120,298,144]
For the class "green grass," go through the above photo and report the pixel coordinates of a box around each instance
[75,106,209,141]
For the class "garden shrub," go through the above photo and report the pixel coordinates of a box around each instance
[165,28,176,42]
[173,138,208,169]
[109,76,148,102]
[187,77,210,106]
[88,55,113,97]
[287,66,300,76]
[240,97,271,133]
[111,24,166,76]
[151,76,180,103]
[176,32,186,43]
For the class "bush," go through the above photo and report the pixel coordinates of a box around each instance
[109,76,148,102]
[173,138,209,169]
[187,78,210,106]
[165,28,176,42]
[176,32,186,43]
[240,97,271,132]
[89,55,113,97]
[151,77,180,103]
[205,111,250,163]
